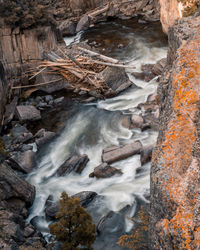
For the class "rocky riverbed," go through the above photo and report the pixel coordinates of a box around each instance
[0,17,167,249]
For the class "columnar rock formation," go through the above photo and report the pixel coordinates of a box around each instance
[150,15,200,249]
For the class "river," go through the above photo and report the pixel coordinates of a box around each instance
[27,18,168,249]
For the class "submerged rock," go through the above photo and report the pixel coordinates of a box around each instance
[89,163,122,179]
[72,191,97,207]
[56,154,89,176]
[102,141,142,164]
[97,211,125,235]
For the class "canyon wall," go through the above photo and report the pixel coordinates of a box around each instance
[159,0,200,33]
[150,15,200,249]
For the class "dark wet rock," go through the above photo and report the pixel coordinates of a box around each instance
[19,144,33,152]
[54,97,64,105]
[4,96,18,126]
[11,124,33,144]
[143,113,159,130]
[56,154,89,176]
[152,58,167,76]
[0,210,25,244]
[0,163,35,206]
[44,95,53,103]
[7,150,35,174]
[97,211,125,235]
[141,63,154,73]
[130,114,144,128]
[132,70,156,82]
[98,67,133,95]
[45,201,60,220]
[141,123,151,132]
[16,105,41,122]
[23,225,35,238]
[76,15,90,33]
[140,145,154,165]
[89,163,122,179]
[6,198,26,216]
[35,129,56,148]
[58,20,76,36]
[102,141,142,164]
[72,191,97,207]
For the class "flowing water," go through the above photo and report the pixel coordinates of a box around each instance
[27,19,168,249]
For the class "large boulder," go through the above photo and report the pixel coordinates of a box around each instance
[152,58,167,76]
[72,191,97,207]
[34,129,56,148]
[7,150,35,174]
[0,164,35,206]
[102,141,142,164]
[98,67,133,96]
[56,154,89,176]
[58,20,76,36]
[97,211,125,235]
[89,163,122,179]
[16,105,41,122]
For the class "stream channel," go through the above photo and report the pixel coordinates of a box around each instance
[27,19,168,249]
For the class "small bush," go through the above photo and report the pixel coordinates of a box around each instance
[49,192,96,250]
[117,206,149,249]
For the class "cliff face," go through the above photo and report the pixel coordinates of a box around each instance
[159,0,183,33]
[150,15,200,249]
[0,62,7,132]
[159,0,200,33]
[0,26,58,82]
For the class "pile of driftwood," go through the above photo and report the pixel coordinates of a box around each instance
[12,47,135,94]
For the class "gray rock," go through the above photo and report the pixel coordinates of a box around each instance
[0,164,35,206]
[152,58,167,76]
[7,150,35,174]
[97,211,125,235]
[35,129,56,148]
[54,97,64,105]
[140,144,154,165]
[102,141,142,164]
[131,114,144,128]
[89,163,122,179]
[99,67,133,95]
[44,95,53,103]
[72,191,97,207]
[16,106,41,122]
[56,154,89,176]
[76,15,90,33]
[45,201,60,220]
[58,20,76,36]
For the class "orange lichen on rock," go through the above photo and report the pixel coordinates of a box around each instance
[151,16,200,249]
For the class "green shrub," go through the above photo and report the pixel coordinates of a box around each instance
[49,192,96,250]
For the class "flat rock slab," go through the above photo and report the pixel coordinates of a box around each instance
[8,150,35,174]
[56,154,89,176]
[16,105,41,121]
[89,163,122,179]
[0,164,35,206]
[102,141,142,164]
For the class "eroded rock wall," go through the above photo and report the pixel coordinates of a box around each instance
[150,15,200,249]
[0,26,58,82]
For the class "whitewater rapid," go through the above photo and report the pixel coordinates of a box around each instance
[27,19,167,249]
